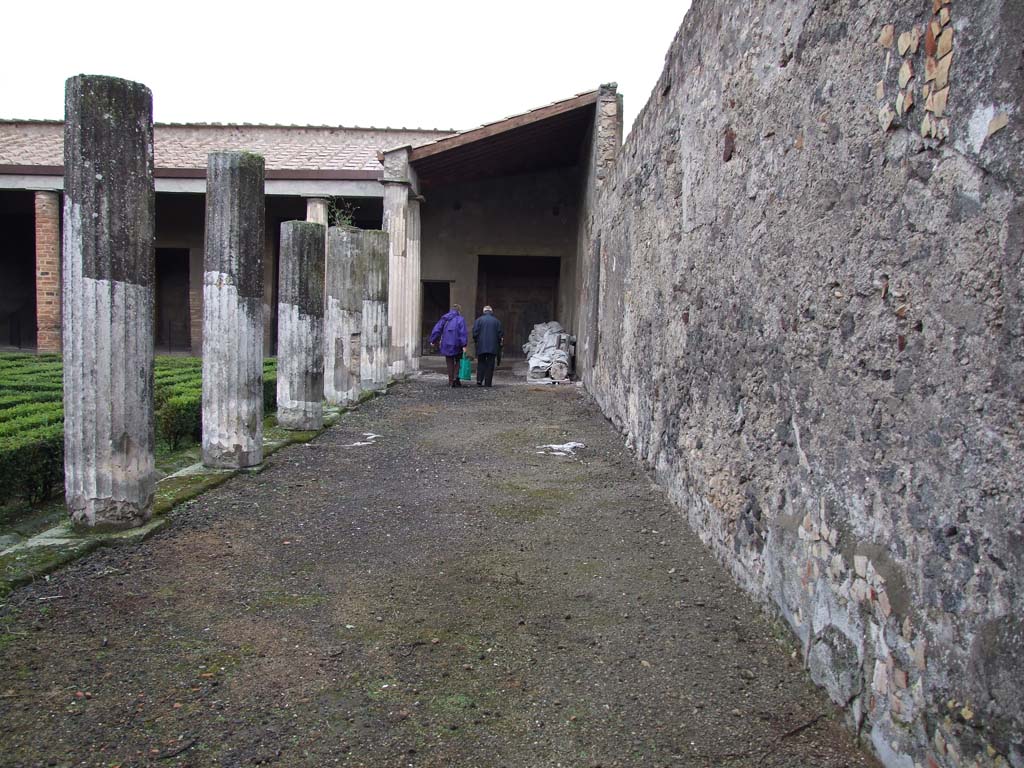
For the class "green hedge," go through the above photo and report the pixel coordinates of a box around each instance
[0,424,64,505]
[0,354,279,506]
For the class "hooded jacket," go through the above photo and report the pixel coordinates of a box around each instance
[429,309,468,357]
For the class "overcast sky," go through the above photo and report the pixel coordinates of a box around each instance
[1,0,691,137]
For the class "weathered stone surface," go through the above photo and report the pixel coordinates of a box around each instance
[201,151,265,468]
[324,226,364,405]
[62,74,155,530]
[574,2,1024,767]
[277,221,325,430]
[361,229,389,392]
[383,181,409,375]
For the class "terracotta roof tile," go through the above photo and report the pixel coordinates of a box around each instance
[0,121,454,172]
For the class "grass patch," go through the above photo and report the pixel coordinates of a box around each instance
[489,481,574,522]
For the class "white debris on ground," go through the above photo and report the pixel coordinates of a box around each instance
[344,433,382,448]
[536,441,585,456]
[522,321,576,382]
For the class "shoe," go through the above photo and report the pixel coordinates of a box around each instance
[477,382,483,387]
[454,380,462,387]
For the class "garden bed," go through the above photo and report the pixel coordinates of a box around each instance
[0,353,278,518]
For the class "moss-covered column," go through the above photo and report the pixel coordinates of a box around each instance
[201,151,266,468]
[324,226,364,406]
[277,221,325,429]
[62,75,155,530]
[361,229,390,392]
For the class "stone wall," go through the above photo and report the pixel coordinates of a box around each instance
[577,2,1023,767]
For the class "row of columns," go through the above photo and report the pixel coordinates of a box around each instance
[61,75,389,530]
[31,165,419,373]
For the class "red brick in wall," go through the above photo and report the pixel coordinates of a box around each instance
[34,191,61,353]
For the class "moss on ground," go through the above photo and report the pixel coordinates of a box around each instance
[153,471,234,516]
[0,541,101,598]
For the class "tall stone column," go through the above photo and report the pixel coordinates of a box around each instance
[361,229,390,392]
[277,221,325,429]
[34,190,61,353]
[406,197,422,370]
[62,75,155,530]
[382,182,408,375]
[324,226,364,405]
[201,151,266,469]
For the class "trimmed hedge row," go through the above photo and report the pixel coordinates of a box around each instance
[0,354,279,506]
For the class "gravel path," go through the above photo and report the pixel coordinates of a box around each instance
[0,366,879,768]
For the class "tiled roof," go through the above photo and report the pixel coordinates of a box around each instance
[0,121,455,172]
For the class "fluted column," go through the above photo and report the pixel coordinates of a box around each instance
[382,182,408,375]
[277,221,325,430]
[62,75,155,530]
[406,197,422,370]
[324,226,364,405]
[201,151,266,469]
[361,229,389,392]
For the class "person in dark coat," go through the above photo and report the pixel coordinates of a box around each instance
[471,305,503,387]
[429,304,468,387]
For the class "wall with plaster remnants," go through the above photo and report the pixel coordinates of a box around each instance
[577,1,1023,766]
[421,167,581,333]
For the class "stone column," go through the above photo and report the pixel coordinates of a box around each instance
[305,197,329,226]
[34,190,61,353]
[361,229,390,392]
[324,226,364,405]
[277,221,325,429]
[201,151,266,468]
[62,75,155,530]
[406,197,422,370]
[382,181,408,376]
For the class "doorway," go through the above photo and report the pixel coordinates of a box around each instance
[476,255,559,357]
[0,191,36,349]
[155,248,191,352]
[421,280,451,355]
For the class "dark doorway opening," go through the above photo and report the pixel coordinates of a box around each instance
[0,191,37,349]
[421,281,451,355]
[155,248,191,352]
[476,255,559,357]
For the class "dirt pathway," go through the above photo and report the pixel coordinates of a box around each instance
[0,368,879,768]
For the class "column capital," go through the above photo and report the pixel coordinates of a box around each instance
[380,146,420,195]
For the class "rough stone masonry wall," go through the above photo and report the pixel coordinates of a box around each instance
[579,2,1024,767]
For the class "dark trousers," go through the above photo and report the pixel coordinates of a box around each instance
[477,353,496,386]
[445,354,461,385]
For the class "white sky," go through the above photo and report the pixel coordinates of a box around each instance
[1,0,691,137]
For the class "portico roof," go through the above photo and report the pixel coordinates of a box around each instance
[408,90,599,189]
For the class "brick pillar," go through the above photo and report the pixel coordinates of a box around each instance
[34,191,61,353]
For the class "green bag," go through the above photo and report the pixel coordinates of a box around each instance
[458,355,472,381]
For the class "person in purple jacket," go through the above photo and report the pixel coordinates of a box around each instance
[429,304,469,387]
